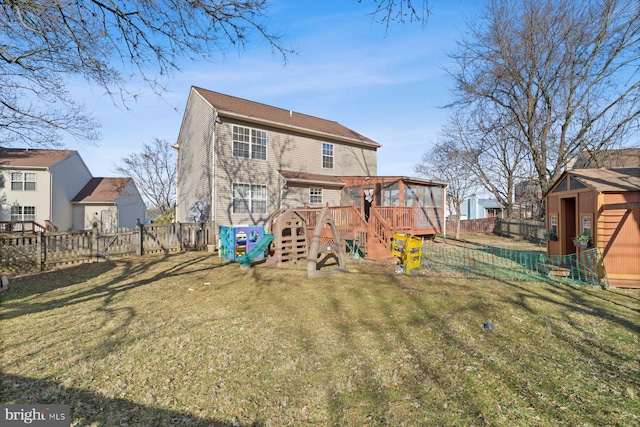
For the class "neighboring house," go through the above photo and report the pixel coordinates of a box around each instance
[71,178,146,231]
[0,148,92,231]
[175,87,380,226]
[514,179,543,219]
[460,194,504,220]
[0,148,145,231]
[545,167,640,288]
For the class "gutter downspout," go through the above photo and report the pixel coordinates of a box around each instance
[48,167,53,226]
[211,111,219,227]
[443,184,447,243]
[280,178,288,210]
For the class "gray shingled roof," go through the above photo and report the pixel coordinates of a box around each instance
[193,87,380,148]
[478,198,503,209]
[570,168,640,192]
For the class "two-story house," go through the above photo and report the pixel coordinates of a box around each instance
[0,148,145,231]
[175,87,380,226]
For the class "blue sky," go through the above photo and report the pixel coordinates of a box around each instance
[63,0,480,178]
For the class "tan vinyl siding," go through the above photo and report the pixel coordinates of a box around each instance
[212,119,372,226]
[176,91,215,223]
[282,185,341,208]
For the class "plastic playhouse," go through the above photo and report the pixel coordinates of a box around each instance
[219,225,266,262]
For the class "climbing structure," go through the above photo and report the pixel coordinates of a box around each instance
[307,206,347,278]
[269,208,308,266]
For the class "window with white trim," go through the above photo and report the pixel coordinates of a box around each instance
[233,125,267,160]
[309,187,323,204]
[11,172,36,191]
[550,215,557,233]
[322,142,334,169]
[581,215,592,236]
[11,206,36,221]
[232,183,267,214]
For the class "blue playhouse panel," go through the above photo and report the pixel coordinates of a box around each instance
[219,225,266,262]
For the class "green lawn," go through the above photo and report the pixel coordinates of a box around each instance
[1,249,638,426]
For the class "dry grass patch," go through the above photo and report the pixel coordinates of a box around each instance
[1,251,638,426]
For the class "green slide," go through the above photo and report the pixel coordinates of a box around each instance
[237,234,274,267]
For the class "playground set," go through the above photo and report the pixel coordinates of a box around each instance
[218,206,422,276]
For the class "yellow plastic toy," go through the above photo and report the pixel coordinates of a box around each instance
[391,232,423,275]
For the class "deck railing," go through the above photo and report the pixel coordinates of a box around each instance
[370,206,443,234]
[0,221,47,234]
[368,208,392,245]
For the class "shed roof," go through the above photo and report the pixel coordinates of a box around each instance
[72,178,133,203]
[192,87,380,148]
[339,176,448,187]
[569,168,640,192]
[0,148,76,168]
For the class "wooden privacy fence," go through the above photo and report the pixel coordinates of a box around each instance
[494,219,545,242]
[445,218,545,242]
[0,222,216,273]
[446,218,496,235]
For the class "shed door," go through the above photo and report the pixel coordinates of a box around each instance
[561,197,577,254]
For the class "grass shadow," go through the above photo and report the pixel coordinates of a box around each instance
[1,373,264,426]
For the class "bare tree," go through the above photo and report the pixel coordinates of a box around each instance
[448,0,640,193]
[113,138,176,215]
[0,0,292,148]
[1,1,429,149]
[447,110,531,219]
[414,140,480,239]
[360,0,430,28]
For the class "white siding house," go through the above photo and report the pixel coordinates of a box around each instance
[0,149,92,230]
[175,87,380,226]
[1,148,145,231]
[71,178,146,231]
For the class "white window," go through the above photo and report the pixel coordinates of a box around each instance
[10,206,36,221]
[582,215,592,236]
[251,129,267,160]
[550,215,557,233]
[10,172,36,191]
[309,187,323,204]
[232,183,267,214]
[233,125,267,160]
[322,142,334,169]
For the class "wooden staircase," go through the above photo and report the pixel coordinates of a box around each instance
[364,238,395,262]
[295,204,428,263]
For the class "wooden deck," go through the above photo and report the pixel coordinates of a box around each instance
[295,204,444,261]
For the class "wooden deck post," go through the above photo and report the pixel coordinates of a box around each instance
[36,231,44,271]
